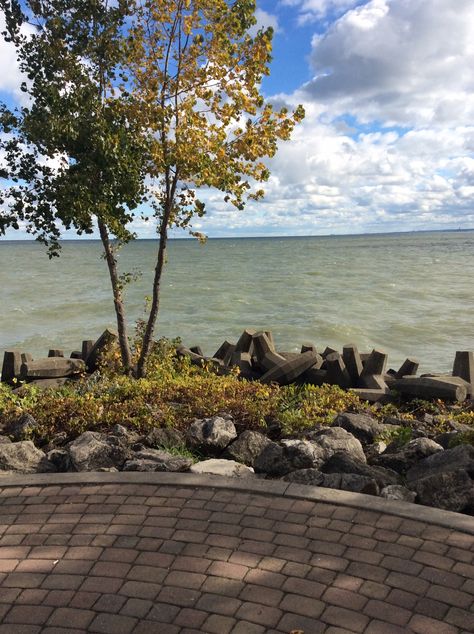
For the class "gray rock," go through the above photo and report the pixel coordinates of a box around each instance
[284,469,378,494]
[190,458,255,478]
[406,444,474,483]
[281,439,326,470]
[142,426,185,450]
[122,449,192,472]
[413,470,474,513]
[254,441,292,476]
[8,413,38,441]
[68,431,129,471]
[308,427,367,463]
[380,485,416,502]
[375,438,444,474]
[226,430,272,467]
[283,468,325,486]
[322,452,399,488]
[0,436,12,444]
[47,448,71,472]
[0,441,56,473]
[186,415,237,454]
[332,412,384,444]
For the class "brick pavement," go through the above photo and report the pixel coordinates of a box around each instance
[0,473,473,633]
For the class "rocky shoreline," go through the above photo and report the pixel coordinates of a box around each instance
[1,411,473,516]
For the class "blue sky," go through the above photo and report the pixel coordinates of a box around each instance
[1,0,474,239]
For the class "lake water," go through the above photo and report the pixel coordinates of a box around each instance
[1,231,473,374]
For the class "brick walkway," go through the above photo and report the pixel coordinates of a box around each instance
[0,474,473,633]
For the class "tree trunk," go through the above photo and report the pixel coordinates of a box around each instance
[136,209,170,378]
[97,217,133,373]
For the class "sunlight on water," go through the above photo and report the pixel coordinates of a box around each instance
[1,231,473,373]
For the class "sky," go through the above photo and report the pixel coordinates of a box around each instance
[1,0,474,238]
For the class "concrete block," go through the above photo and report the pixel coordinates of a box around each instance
[20,358,85,380]
[325,352,352,388]
[190,346,204,357]
[342,344,363,385]
[360,349,388,377]
[235,329,256,354]
[301,343,317,354]
[81,340,94,361]
[300,368,327,386]
[229,351,257,380]
[21,353,33,364]
[351,388,392,403]
[260,351,319,386]
[85,329,118,371]
[70,351,82,359]
[322,346,338,358]
[261,351,286,371]
[213,340,234,361]
[360,352,371,365]
[358,374,388,390]
[393,376,468,402]
[1,350,22,384]
[395,358,419,379]
[452,351,474,395]
[48,349,64,358]
[252,332,276,362]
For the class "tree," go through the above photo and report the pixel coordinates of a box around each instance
[1,0,304,378]
[0,0,148,373]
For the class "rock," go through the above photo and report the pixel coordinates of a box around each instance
[322,452,399,488]
[405,444,474,483]
[380,485,416,503]
[186,415,237,454]
[284,468,324,486]
[122,449,192,472]
[332,412,384,445]
[413,470,474,513]
[8,413,38,441]
[20,358,85,380]
[284,469,379,495]
[308,427,367,464]
[0,436,12,444]
[254,441,292,476]
[281,439,326,470]
[143,426,185,450]
[86,329,118,372]
[226,430,273,467]
[47,448,71,472]
[68,431,129,471]
[0,441,56,473]
[375,438,444,474]
[190,458,255,478]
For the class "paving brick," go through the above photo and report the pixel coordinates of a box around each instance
[322,586,368,611]
[279,594,325,618]
[89,613,137,634]
[278,612,326,634]
[363,598,412,625]
[3,605,53,625]
[445,607,474,631]
[202,613,236,634]
[93,593,127,614]
[409,614,458,634]
[47,607,95,629]
[196,593,242,616]
[322,605,370,632]
[173,608,208,628]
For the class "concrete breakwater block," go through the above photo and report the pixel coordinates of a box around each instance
[235,329,256,354]
[343,344,363,385]
[85,329,118,371]
[261,351,319,385]
[360,349,388,378]
[325,352,352,388]
[252,331,276,362]
[20,358,85,380]
[396,357,419,379]
[393,376,468,402]
[1,350,22,384]
[452,351,474,396]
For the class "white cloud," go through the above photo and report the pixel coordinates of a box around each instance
[280,0,363,23]
[252,8,281,34]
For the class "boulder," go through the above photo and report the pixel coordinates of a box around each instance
[281,439,326,470]
[226,430,273,467]
[406,444,474,483]
[413,470,474,513]
[7,413,38,441]
[190,458,255,478]
[68,431,129,471]
[254,441,292,476]
[142,426,184,450]
[332,412,384,445]
[308,427,367,463]
[47,448,71,472]
[375,438,444,474]
[186,415,237,454]
[0,441,56,473]
[284,469,378,495]
[322,452,399,488]
[0,436,11,445]
[122,449,192,472]
[380,485,416,503]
